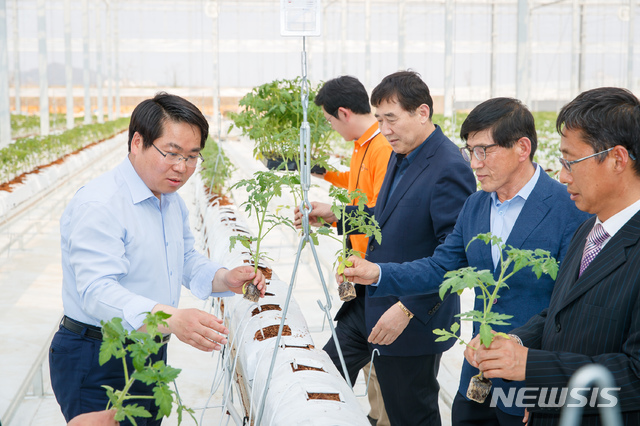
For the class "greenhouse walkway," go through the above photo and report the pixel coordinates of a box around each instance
[0,131,471,425]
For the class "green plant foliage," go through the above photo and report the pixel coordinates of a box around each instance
[227,77,337,170]
[229,171,298,273]
[433,232,558,349]
[0,117,130,184]
[315,187,382,281]
[99,311,196,426]
[199,136,236,196]
[10,113,88,138]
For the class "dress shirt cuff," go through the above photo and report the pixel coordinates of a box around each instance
[190,262,234,300]
[373,264,382,287]
[123,296,160,331]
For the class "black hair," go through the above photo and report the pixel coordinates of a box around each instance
[370,70,433,118]
[127,92,209,152]
[460,97,537,161]
[556,87,640,175]
[314,76,371,118]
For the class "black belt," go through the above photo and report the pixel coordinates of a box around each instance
[61,315,171,344]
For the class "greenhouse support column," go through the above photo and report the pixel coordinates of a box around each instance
[37,0,49,136]
[210,0,220,131]
[490,1,497,98]
[340,0,346,74]
[64,0,74,130]
[398,0,405,70]
[570,0,580,98]
[0,0,10,148]
[322,5,328,78]
[516,0,529,107]
[443,0,453,119]
[364,0,371,88]
[628,0,635,92]
[82,0,91,124]
[96,3,104,124]
[579,3,585,92]
[12,0,19,114]
[106,2,113,121]
[113,0,119,119]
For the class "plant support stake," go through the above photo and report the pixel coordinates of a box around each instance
[255,35,352,426]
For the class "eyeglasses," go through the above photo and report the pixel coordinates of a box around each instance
[557,147,613,173]
[460,144,499,162]
[152,144,203,168]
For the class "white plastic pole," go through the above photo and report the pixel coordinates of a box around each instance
[444,0,454,118]
[106,2,113,121]
[571,0,580,98]
[364,0,371,88]
[64,0,74,130]
[12,0,19,114]
[96,3,104,124]
[340,0,346,74]
[113,0,119,119]
[83,0,91,124]
[490,1,497,98]
[0,0,10,148]
[628,0,635,92]
[516,0,529,105]
[37,0,49,136]
[398,0,405,70]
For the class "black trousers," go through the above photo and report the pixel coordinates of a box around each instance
[323,296,442,426]
[452,391,525,426]
[49,324,167,425]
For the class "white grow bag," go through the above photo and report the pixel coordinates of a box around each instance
[193,173,368,426]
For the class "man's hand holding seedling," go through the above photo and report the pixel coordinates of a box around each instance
[339,255,381,285]
[144,266,265,352]
[467,333,528,382]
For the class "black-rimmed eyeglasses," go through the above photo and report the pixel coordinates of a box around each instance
[557,147,613,173]
[460,144,499,162]
[152,144,203,168]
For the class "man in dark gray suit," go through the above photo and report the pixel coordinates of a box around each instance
[470,87,640,425]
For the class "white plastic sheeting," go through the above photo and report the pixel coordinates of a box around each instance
[193,172,369,426]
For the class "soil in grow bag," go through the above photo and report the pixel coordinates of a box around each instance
[307,392,341,401]
[251,304,282,316]
[466,373,492,403]
[258,266,272,280]
[255,325,292,341]
[291,363,325,373]
[338,281,357,302]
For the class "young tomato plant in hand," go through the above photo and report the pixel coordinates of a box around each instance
[316,187,382,301]
[99,311,196,425]
[432,233,558,402]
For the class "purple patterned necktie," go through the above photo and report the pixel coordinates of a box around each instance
[579,223,610,277]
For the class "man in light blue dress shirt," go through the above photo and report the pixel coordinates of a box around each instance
[49,93,265,425]
[339,97,590,426]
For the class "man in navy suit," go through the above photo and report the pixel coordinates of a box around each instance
[341,97,590,425]
[468,88,640,425]
[296,71,476,425]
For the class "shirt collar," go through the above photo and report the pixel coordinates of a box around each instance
[491,163,541,206]
[119,157,159,205]
[599,197,640,238]
[355,123,381,148]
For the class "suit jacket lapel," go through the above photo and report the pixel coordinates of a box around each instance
[374,154,397,224]
[376,129,445,228]
[557,211,640,312]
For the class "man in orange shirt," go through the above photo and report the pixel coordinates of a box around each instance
[312,76,392,425]
[313,76,392,256]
